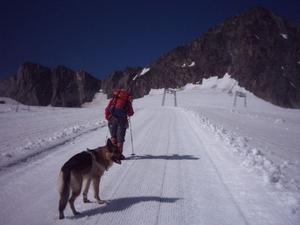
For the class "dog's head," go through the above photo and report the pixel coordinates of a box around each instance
[106,138,125,165]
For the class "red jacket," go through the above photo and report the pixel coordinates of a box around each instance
[105,98,134,120]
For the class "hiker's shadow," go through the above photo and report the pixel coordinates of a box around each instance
[71,196,181,218]
[126,154,199,160]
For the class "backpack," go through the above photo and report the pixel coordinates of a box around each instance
[109,89,132,116]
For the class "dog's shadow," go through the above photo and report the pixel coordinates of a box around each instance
[125,154,199,160]
[69,196,181,219]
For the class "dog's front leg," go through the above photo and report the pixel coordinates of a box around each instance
[83,179,92,203]
[93,176,106,204]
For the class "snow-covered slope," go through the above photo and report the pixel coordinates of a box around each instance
[0,75,299,224]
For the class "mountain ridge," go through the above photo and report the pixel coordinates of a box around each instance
[1,7,299,108]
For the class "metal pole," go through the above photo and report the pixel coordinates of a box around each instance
[233,91,237,107]
[128,117,135,155]
[174,91,177,107]
[105,125,109,143]
[162,88,166,106]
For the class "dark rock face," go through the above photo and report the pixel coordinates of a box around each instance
[222,7,300,108]
[0,63,53,106]
[51,66,101,107]
[103,7,300,108]
[0,62,101,107]
[101,67,142,99]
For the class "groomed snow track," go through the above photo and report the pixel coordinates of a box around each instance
[0,106,294,225]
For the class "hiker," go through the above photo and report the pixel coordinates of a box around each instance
[105,89,134,153]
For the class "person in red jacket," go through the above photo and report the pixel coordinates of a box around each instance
[105,89,134,153]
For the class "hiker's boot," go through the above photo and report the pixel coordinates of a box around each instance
[117,142,125,160]
[117,142,123,153]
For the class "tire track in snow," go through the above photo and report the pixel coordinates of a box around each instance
[182,108,249,225]
[105,107,185,225]
[155,109,172,224]
[88,107,175,225]
[122,107,178,224]
[156,108,185,225]
[156,108,246,225]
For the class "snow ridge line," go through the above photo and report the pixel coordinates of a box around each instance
[186,109,300,215]
[23,120,107,151]
[0,121,107,172]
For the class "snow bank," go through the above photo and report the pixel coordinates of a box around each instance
[145,74,243,97]
[182,73,246,94]
[0,97,24,113]
[0,97,20,105]
[188,110,300,215]
[1,120,107,168]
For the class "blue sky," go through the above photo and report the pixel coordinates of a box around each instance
[1,0,299,80]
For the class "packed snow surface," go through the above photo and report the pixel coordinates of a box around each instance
[0,74,299,224]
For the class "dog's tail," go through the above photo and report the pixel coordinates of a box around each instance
[57,168,71,219]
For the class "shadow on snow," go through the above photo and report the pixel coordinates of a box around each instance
[69,196,181,219]
[125,154,199,160]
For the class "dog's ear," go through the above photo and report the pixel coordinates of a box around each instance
[106,138,116,153]
[106,138,112,148]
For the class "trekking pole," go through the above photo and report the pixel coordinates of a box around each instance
[128,117,135,156]
[105,124,109,143]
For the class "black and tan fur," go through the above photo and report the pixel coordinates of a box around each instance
[57,138,123,219]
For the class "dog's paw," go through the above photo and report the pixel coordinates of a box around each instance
[74,211,81,216]
[97,200,106,204]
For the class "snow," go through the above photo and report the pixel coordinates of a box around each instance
[140,67,150,75]
[0,74,299,224]
[181,61,195,67]
[133,67,150,80]
[290,82,296,88]
[280,33,288,39]
[189,61,195,67]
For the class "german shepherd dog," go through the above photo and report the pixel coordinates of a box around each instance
[58,138,124,219]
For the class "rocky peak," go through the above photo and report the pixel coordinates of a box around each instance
[104,7,299,108]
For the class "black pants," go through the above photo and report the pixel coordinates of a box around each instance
[108,116,128,143]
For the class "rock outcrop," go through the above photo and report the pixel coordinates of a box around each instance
[0,62,101,107]
[51,65,101,107]
[101,67,142,99]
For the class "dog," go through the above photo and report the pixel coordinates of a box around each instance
[57,138,124,219]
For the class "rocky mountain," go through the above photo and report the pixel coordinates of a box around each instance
[102,7,300,108]
[0,62,101,107]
